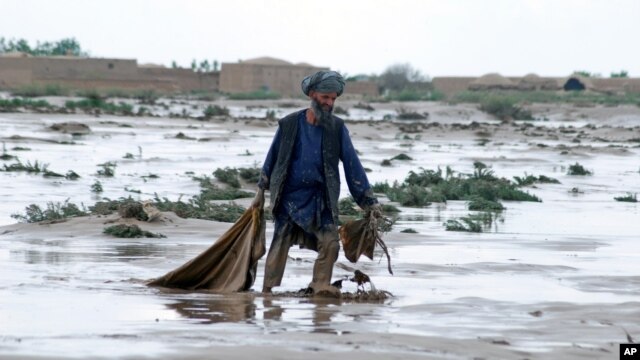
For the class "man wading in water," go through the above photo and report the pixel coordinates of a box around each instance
[252,71,381,296]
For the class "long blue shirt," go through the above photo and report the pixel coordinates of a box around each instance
[260,111,374,234]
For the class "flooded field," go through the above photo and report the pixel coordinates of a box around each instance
[1,100,639,359]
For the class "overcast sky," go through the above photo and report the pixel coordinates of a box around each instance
[2,0,639,78]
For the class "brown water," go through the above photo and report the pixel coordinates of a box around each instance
[1,104,639,359]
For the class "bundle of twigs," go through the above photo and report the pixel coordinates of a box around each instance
[339,210,393,274]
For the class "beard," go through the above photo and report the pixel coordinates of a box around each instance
[311,98,333,126]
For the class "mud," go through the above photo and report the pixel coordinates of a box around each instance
[1,100,639,359]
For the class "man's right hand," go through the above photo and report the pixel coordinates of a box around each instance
[251,188,265,209]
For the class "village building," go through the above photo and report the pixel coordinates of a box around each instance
[0,52,219,93]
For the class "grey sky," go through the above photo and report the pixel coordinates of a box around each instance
[3,0,639,77]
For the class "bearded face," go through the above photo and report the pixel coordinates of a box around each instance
[310,91,337,125]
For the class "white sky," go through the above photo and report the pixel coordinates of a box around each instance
[2,0,639,77]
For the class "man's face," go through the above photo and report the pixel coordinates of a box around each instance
[310,91,338,112]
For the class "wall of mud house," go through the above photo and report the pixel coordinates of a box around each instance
[0,57,33,88]
[219,62,328,97]
[137,67,220,92]
[343,81,379,98]
[431,77,477,98]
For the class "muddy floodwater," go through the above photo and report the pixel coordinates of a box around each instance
[1,100,639,359]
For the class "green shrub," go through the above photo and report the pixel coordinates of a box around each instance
[567,162,592,175]
[479,96,533,121]
[467,197,505,211]
[195,176,253,200]
[1,159,48,173]
[238,167,261,184]
[614,193,637,202]
[11,199,87,223]
[339,197,360,216]
[513,174,561,186]
[103,224,165,238]
[445,217,483,232]
[153,194,245,222]
[203,105,229,118]
[91,181,103,193]
[97,162,116,177]
[213,167,240,188]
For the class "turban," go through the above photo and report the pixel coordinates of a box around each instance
[301,71,345,97]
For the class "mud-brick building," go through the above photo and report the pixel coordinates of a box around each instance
[0,52,219,92]
[433,73,640,98]
[219,57,327,97]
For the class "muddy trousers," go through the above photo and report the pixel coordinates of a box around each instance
[263,223,339,290]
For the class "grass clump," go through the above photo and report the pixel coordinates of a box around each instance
[11,199,87,223]
[467,197,505,211]
[97,162,116,177]
[103,224,165,238]
[375,164,541,211]
[445,216,483,232]
[400,228,418,233]
[65,96,134,115]
[194,176,253,200]
[153,194,245,222]
[567,162,592,176]
[339,197,360,216]
[479,96,533,121]
[513,174,561,186]
[238,167,261,184]
[203,105,229,118]
[1,159,48,174]
[614,193,637,202]
[91,181,103,193]
[213,167,240,188]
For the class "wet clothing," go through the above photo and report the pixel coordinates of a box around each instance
[259,109,377,230]
[258,109,377,289]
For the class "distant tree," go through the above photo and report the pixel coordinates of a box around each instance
[610,70,629,78]
[191,59,197,71]
[572,70,601,78]
[213,60,219,72]
[0,37,87,56]
[199,59,210,72]
[379,63,427,92]
[171,60,178,69]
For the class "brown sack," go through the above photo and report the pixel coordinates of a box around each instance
[147,206,266,292]
[339,212,393,275]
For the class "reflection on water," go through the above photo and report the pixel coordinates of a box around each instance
[166,293,257,324]
[163,291,346,334]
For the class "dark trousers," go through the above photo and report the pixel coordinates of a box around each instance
[263,221,339,290]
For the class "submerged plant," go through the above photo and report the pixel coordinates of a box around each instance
[194,176,253,200]
[97,162,116,177]
[91,181,103,193]
[103,224,165,238]
[11,199,87,223]
[614,193,637,203]
[567,162,592,176]
[339,197,360,216]
[213,167,241,188]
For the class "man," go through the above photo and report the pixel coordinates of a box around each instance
[252,70,380,295]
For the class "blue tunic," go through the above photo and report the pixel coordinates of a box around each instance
[260,111,373,235]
